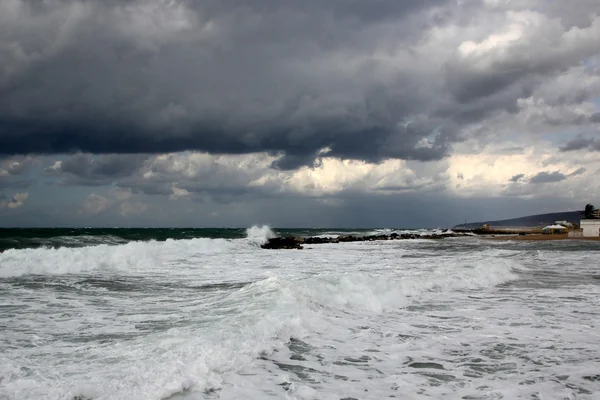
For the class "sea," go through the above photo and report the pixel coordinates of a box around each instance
[1,227,599,400]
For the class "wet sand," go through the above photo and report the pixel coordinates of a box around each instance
[484,233,600,241]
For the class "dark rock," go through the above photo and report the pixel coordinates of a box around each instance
[583,375,600,382]
[260,231,469,249]
[408,362,445,370]
[260,236,304,250]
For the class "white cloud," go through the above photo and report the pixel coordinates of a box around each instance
[446,140,600,198]
[132,151,436,198]
[5,192,29,208]
[169,185,191,200]
[455,11,600,71]
[44,161,63,173]
[117,144,600,204]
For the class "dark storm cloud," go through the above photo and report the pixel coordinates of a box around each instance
[509,173,525,182]
[0,0,454,164]
[44,153,150,186]
[2,0,598,167]
[529,171,567,184]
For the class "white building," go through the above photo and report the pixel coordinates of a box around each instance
[581,220,600,237]
[555,220,573,228]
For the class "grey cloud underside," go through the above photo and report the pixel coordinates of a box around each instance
[509,173,525,182]
[560,136,600,152]
[569,167,587,177]
[2,0,599,166]
[529,171,567,184]
[0,0,452,166]
[44,153,150,186]
[590,112,600,123]
[528,168,587,184]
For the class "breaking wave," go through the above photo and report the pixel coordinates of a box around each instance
[0,225,280,277]
[0,232,539,400]
[245,225,277,246]
[0,238,235,278]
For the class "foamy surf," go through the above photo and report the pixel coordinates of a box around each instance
[2,231,600,399]
[0,226,279,278]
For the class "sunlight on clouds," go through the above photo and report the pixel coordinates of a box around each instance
[169,185,191,200]
[2,192,29,209]
[458,19,525,58]
[144,151,425,197]
[447,141,600,198]
[251,157,422,195]
[448,149,537,195]
[138,149,600,201]
[287,158,385,193]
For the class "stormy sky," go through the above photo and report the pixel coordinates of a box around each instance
[1,0,600,227]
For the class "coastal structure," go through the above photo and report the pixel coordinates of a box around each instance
[555,220,573,228]
[541,225,567,234]
[576,203,600,237]
[581,220,600,237]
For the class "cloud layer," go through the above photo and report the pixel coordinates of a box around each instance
[2,1,599,165]
[1,0,600,226]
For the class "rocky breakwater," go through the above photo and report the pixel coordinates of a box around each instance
[261,231,465,250]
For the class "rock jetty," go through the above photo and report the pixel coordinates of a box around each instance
[261,231,467,250]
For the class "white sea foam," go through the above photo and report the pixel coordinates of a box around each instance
[0,237,235,277]
[1,236,599,399]
[245,225,277,246]
[285,259,519,313]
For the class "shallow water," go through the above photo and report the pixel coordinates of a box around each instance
[1,228,599,399]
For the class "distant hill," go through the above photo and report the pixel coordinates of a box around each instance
[453,211,581,230]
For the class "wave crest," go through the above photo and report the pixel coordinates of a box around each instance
[0,237,235,278]
[245,225,277,246]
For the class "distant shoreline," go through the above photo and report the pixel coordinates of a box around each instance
[482,233,600,241]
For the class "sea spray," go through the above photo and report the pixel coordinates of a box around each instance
[245,225,277,246]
